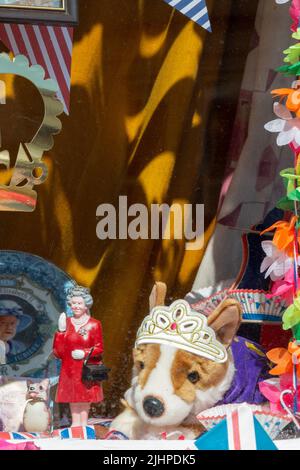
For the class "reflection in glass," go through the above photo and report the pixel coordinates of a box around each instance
[0,1,64,10]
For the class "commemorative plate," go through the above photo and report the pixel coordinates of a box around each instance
[0,250,75,377]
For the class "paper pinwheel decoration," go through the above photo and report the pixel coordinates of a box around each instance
[264,103,300,147]
[267,268,299,305]
[267,341,300,375]
[272,88,300,115]
[264,0,300,363]
[276,168,300,211]
[290,1,300,32]
[261,341,300,415]
[259,375,300,413]
[260,241,299,281]
[284,44,300,64]
[282,30,300,63]
[282,297,300,333]
[278,62,300,76]
[261,215,299,257]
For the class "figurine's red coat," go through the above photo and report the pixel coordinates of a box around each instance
[53,317,104,403]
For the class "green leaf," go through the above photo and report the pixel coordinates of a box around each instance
[283,43,300,64]
[280,168,300,194]
[292,29,300,41]
[276,196,295,211]
[293,323,300,341]
[283,303,300,331]
[280,168,300,178]
[277,62,300,76]
[286,187,300,202]
[288,180,297,194]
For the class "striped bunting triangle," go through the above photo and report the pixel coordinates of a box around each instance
[0,23,73,114]
[164,0,211,31]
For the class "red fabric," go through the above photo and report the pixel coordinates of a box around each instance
[53,317,104,403]
[260,325,292,351]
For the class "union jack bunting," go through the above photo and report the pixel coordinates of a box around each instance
[52,426,96,440]
[0,431,50,440]
[163,0,211,31]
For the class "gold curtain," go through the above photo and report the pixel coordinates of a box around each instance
[0,0,258,413]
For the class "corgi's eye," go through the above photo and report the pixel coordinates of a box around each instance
[39,386,43,391]
[188,371,200,384]
[139,362,145,370]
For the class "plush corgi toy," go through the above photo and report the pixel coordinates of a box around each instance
[110,282,269,440]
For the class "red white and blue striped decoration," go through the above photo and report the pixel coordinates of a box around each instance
[163,0,211,31]
[0,23,73,114]
[52,426,96,440]
[195,405,278,450]
[0,431,49,440]
[0,427,96,441]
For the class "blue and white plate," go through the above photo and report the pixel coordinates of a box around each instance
[0,250,75,377]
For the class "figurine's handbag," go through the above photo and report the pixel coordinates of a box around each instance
[82,348,110,383]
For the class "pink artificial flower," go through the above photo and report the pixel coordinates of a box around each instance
[267,268,299,305]
[290,0,300,32]
[259,374,300,413]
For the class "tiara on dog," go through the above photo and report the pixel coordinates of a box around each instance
[136,300,228,363]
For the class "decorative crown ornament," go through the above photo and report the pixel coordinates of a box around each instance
[0,53,63,212]
[136,299,228,363]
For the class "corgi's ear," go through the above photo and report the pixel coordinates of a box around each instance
[207,299,242,348]
[133,346,145,363]
[27,379,33,387]
[149,282,167,310]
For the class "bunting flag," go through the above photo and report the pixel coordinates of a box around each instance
[195,405,278,450]
[0,23,73,114]
[163,0,211,31]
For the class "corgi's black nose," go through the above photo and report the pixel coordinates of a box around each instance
[143,396,165,418]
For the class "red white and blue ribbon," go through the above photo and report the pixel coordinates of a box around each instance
[0,23,73,114]
[163,0,211,31]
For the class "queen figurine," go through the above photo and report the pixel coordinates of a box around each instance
[53,286,104,427]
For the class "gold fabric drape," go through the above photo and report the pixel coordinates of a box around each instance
[0,0,258,413]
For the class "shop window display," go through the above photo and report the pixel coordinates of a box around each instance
[0,0,299,454]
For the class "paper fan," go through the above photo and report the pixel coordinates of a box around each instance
[230,289,287,323]
[190,288,230,316]
[197,404,291,440]
[191,289,287,324]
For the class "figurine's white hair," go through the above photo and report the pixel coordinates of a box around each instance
[67,286,93,309]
